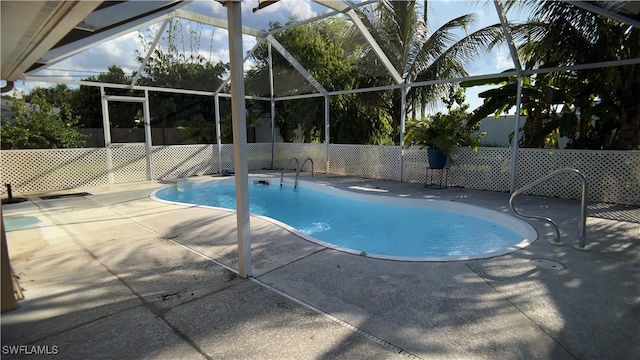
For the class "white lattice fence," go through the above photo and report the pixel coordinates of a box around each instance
[401,147,640,204]
[401,147,428,183]
[1,144,638,205]
[274,143,327,172]
[328,145,401,181]
[247,143,274,170]
[447,148,512,192]
[377,147,512,191]
[111,145,148,183]
[0,148,109,193]
[219,143,274,172]
[219,144,234,171]
[152,145,216,179]
[515,149,640,204]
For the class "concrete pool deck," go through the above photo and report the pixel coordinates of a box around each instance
[1,173,639,359]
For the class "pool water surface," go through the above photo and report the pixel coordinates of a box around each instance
[151,178,537,261]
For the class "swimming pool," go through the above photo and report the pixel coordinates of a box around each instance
[151,178,537,261]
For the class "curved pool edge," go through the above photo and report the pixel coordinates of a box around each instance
[150,177,539,262]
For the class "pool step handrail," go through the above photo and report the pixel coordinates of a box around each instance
[509,168,589,250]
[294,158,314,188]
[280,157,299,187]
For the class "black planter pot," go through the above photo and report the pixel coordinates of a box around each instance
[427,148,447,169]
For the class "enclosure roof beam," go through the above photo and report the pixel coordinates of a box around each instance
[494,1,522,75]
[266,34,328,96]
[23,74,273,101]
[174,9,266,38]
[34,4,188,72]
[269,0,379,36]
[272,92,325,102]
[314,0,403,84]
[570,1,640,28]
[522,57,640,76]
[23,77,218,96]
[76,1,179,32]
[1,1,101,81]
[130,19,171,88]
[25,57,640,102]
[103,95,147,103]
[214,38,266,96]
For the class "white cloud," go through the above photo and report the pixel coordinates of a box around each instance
[244,61,256,73]
[218,49,230,63]
[243,36,258,52]
[494,46,515,71]
[211,29,226,43]
[11,79,60,96]
[282,0,317,21]
[45,30,143,78]
[248,0,316,20]
[14,0,527,96]
[191,0,226,18]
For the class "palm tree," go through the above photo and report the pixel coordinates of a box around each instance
[507,0,640,149]
[351,0,503,133]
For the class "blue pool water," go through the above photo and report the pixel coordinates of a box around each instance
[152,178,536,261]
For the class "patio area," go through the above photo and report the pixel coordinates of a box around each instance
[1,173,639,359]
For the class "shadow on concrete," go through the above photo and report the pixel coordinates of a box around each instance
[2,176,638,359]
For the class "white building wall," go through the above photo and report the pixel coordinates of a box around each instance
[253,117,283,143]
[477,115,570,148]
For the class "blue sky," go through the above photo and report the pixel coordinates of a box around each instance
[15,0,529,112]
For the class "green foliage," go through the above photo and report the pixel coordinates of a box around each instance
[1,95,87,149]
[246,17,391,144]
[330,93,393,145]
[404,88,484,156]
[465,73,578,148]
[12,0,636,150]
[496,1,640,149]
[25,84,75,109]
[354,0,503,134]
[73,65,140,129]
[176,114,215,144]
[135,20,228,142]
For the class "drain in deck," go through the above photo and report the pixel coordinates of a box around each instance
[531,258,564,270]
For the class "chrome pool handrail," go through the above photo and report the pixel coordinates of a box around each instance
[280,157,299,187]
[509,168,589,250]
[294,158,314,188]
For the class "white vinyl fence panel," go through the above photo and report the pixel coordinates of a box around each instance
[1,144,638,205]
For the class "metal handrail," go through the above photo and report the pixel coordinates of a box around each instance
[509,168,589,250]
[280,157,299,187]
[294,158,314,188]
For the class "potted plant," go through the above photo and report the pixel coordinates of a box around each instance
[404,89,485,169]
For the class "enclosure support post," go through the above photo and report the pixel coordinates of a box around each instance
[324,95,330,174]
[226,0,252,278]
[268,43,275,170]
[494,0,524,193]
[214,95,222,172]
[143,90,153,180]
[270,99,276,169]
[510,77,523,193]
[100,86,114,184]
[399,83,408,182]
